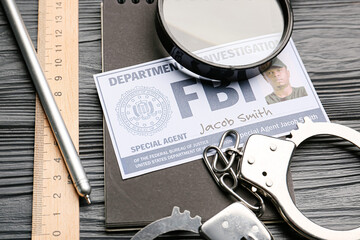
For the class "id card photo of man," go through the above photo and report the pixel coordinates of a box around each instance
[262,58,308,105]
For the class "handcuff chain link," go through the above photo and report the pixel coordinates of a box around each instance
[203,130,265,217]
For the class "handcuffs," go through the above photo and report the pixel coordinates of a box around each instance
[133,117,360,240]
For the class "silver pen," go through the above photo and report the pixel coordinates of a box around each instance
[1,0,91,204]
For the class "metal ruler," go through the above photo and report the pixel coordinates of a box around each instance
[32,0,79,239]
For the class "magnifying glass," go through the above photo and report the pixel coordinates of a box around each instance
[156,0,293,82]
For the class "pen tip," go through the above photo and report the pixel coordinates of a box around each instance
[85,195,91,204]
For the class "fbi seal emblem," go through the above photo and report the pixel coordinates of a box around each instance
[116,86,172,136]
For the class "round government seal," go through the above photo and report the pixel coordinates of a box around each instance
[116,86,172,136]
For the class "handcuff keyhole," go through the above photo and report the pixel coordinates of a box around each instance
[262,171,267,176]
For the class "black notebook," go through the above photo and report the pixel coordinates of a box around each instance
[102,0,292,231]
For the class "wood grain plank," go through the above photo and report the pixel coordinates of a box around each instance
[0,0,359,239]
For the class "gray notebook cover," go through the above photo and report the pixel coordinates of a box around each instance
[102,0,290,230]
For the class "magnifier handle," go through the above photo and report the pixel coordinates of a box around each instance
[240,133,360,240]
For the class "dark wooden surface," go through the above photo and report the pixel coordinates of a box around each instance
[0,0,360,239]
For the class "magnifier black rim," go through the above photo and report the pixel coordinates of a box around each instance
[156,0,294,81]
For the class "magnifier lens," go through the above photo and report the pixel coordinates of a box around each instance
[163,0,284,67]
[158,0,293,81]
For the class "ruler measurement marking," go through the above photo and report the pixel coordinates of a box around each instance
[32,0,79,239]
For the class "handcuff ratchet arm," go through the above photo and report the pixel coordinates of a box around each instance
[240,117,360,240]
